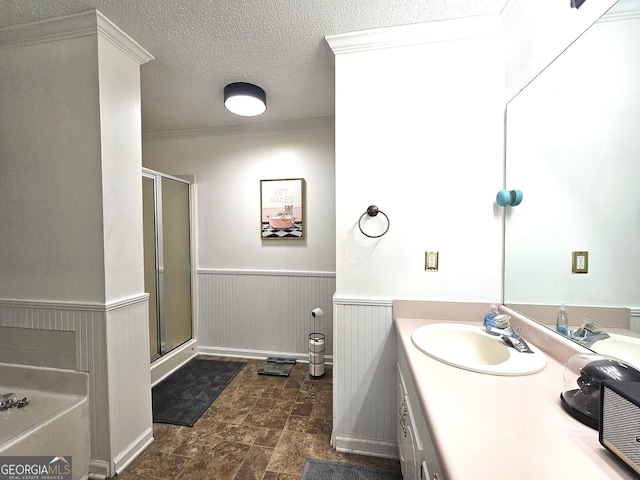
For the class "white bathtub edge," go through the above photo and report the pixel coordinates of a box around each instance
[0,396,90,480]
[0,362,88,396]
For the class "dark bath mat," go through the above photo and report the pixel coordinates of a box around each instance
[301,458,402,480]
[152,358,245,427]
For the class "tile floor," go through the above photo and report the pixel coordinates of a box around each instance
[118,356,401,480]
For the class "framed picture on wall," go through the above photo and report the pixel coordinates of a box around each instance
[260,178,305,239]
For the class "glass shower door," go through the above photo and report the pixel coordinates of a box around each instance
[143,170,193,361]
[160,176,192,353]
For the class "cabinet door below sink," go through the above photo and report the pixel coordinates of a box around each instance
[398,363,426,480]
[397,352,445,480]
[398,379,419,480]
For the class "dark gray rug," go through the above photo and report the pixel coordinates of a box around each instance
[301,459,402,480]
[152,358,245,427]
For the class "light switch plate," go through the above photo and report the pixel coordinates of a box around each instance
[572,251,588,274]
[425,251,439,272]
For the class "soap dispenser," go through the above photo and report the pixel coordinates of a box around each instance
[483,302,499,329]
[556,304,569,336]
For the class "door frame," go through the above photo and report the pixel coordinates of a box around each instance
[143,167,198,384]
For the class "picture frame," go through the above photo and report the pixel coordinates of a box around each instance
[260,178,305,239]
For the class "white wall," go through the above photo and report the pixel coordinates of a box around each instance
[0,34,105,303]
[143,121,337,358]
[97,31,154,476]
[98,33,147,303]
[333,19,506,303]
[143,121,336,272]
[0,10,153,477]
[328,15,506,457]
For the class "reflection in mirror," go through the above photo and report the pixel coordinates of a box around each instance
[504,0,640,368]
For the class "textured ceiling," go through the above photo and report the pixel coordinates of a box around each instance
[0,0,508,135]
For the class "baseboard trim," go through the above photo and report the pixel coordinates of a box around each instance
[198,346,333,365]
[113,427,154,475]
[333,435,399,460]
[150,339,199,387]
[88,459,110,479]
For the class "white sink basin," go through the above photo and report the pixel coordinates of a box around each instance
[411,323,547,376]
[589,333,640,370]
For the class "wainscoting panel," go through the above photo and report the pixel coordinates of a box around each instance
[106,299,153,474]
[0,301,95,371]
[197,270,335,360]
[0,295,151,478]
[332,298,397,458]
[0,300,109,468]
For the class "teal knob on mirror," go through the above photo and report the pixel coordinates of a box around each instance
[496,189,523,207]
[496,189,511,206]
[510,189,523,206]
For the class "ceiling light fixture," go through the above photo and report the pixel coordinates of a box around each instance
[224,82,267,116]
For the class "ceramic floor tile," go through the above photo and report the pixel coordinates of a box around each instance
[177,441,249,480]
[253,426,283,448]
[284,415,309,433]
[120,357,399,480]
[271,386,300,401]
[265,430,311,476]
[243,396,295,430]
[262,473,298,480]
[147,425,191,454]
[120,450,165,478]
[290,400,314,416]
[200,420,273,447]
[305,417,333,437]
[309,396,332,419]
[204,393,259,424]
[154,454,191,480]
[234,445,274,480]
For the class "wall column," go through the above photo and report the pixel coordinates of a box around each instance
[0,10,154,477]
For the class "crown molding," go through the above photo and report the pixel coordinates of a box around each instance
[95,10,154,64]
[0,9,153,64]
[143,116,334,141]
[325,14,504,59]
[0,10,94,48]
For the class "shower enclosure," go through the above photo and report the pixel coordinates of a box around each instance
[142,169,193,362]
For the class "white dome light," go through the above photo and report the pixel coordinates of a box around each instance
[224,82,267,116]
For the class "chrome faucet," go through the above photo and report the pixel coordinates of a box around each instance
[485,324,518,338]
[484,314,513,336]
[570,319,610,346]
[0,393,29,411]
[483,316,533,353]
[574,332,610,345]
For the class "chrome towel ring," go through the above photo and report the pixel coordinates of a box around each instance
[358,205,390,238]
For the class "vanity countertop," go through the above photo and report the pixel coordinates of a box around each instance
[395,316,636,480]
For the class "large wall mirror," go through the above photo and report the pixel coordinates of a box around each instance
[504,0,640,368]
